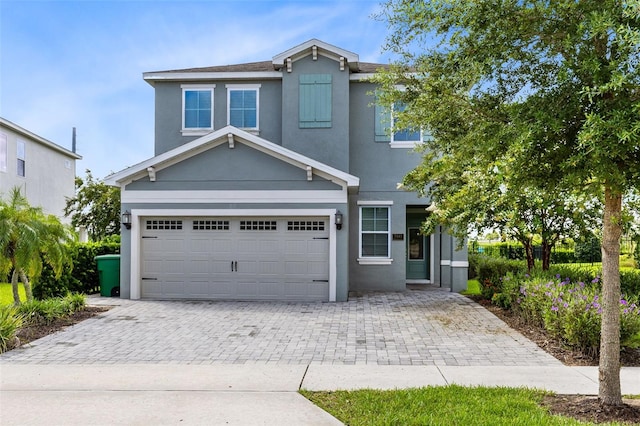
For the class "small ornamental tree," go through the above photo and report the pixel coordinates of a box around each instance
[376,0,640,405]
[64,170,120,241]
[0,187,75,304]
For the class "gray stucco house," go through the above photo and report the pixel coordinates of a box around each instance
[106,39,468,302]
[0,117,81,223]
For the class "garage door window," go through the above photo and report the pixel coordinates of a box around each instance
[146,220,183,230]
[287,220,325,231]
[240,220,277,231]
[193,220,230,230]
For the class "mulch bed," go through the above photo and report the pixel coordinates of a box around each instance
[13,305,110,347]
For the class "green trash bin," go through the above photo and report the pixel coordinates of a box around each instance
[95,254,120,297]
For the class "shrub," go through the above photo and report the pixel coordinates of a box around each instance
[510,275,640,357]
[18,294,86,325]
[474,255,526,299]
[574,235,602,263]
[33,241,119,299]
[549,248,575,264]
[0,306,22,352]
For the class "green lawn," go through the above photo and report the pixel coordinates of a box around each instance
[0,283,26,306]
[301,385,620,426]
[461,279,481,296]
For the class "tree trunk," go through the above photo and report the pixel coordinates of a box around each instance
[11,270,21,306]
[523,240,535,272]
[541,240,551,271]
[19,269,33,303]
[599,187,622,406]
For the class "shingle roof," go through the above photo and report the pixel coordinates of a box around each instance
[151,60,389,75]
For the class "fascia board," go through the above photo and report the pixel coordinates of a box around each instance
[143,71,283,86]
[272,39,359,70]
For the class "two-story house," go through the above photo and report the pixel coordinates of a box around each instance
[105,39,468,302]
[0,117,81,223]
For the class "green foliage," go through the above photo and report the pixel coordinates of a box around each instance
[64,170,121,241]
[575,235,603,263]
[302,385,588,426]
[473,255,526,299]
[0,187,76,304]
[504,274,640,357]
[0,305,22,352]
[33,241,120,298]
[0,283,25,306]
[17,293,86,326]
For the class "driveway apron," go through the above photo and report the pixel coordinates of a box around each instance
[0,287,560,366]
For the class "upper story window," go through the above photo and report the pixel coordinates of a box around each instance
[182,84,215,135]
[17,139,25,177]
[299,74,332,128]
[0,133,7,173]
[375,99,424,148]
[227,84,260,131]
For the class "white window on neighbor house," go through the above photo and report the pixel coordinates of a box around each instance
[226,84,260,132]
[182,84,215,134]
[358,203,393,264]
[0,133,7,172]
[17,139,25,177]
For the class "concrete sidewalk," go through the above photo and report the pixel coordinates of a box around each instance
[1,364,639,425]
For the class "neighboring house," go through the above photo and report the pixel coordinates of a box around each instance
[105,39,468,302]
[0,117,81,223]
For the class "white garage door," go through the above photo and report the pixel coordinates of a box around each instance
[140,217,329,301]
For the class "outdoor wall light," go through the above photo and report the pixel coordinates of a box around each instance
[122,210,132,230]
[335,211,343,230]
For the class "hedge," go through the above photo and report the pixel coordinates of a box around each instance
[33,241,120,299]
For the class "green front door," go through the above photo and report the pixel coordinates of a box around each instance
[406,214,431,280]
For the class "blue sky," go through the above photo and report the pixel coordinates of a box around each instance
[1,0,392,180]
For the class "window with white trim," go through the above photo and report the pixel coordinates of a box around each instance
[0,133,7,172]
[374,99,424,148]
[359,206,390,258]
[227,84,259,131]
[182,85,215,133]
[17,140,25,177]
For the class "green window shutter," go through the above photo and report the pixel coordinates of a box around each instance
[299,74,332,128]
[374,102,391,142]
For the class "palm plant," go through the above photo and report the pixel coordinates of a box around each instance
[0,187,75,305]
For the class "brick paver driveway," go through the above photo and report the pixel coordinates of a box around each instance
[1,287,560,366]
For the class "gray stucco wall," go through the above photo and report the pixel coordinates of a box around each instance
[154,80,282,155]
[126,142,341,191]
[281,55,350,172]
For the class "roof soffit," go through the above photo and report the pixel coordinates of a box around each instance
[272,39,359,71]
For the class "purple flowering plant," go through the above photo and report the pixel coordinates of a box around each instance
[508,273,640,357]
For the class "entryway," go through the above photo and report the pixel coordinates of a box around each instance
[406,211,431,282]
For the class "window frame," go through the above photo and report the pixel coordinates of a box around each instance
[358,202,393,265]
[226,84,260,133]
[181,84,215,135]
[16,139,25,177]
[0,133,7,173]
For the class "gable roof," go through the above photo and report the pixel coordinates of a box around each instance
[143,39,389,85]
[272,39,359,71]
[0,117,82,160]
[104,126,359,190]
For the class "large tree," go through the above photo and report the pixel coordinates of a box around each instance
[0,187,75,304]
[64,170,120,241]
[376,0,640,405]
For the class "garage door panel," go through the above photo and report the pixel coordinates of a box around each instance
[141,216,329,301]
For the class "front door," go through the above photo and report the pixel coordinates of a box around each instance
[406,214,431,280]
